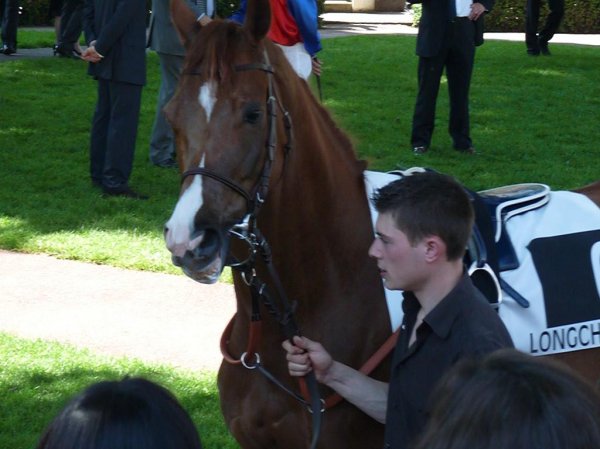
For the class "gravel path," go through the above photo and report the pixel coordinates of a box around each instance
[0,250,236,372]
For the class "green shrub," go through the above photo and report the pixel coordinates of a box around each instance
[18,0,242,26]
[486,0,600,33]
[408,0,600,33]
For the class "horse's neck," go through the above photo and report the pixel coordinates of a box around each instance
[270,84,372,246]
[253,82,387,328]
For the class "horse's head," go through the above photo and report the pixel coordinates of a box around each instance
[164,0,280,283]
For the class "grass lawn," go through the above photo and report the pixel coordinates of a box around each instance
[1,33,599,271]
[0,332,238,449]
[17,28,81,50]
[1,29,599,449]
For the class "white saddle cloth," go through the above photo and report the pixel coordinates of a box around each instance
[364,170,600,356]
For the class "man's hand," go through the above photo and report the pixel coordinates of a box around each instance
[312,57,322,77]
[82,41,103,63]
[282,336,333,382]
[469,2,486,20]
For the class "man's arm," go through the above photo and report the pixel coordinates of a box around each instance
[283,336,389,423]
[229,0,247,24]
[286,0,321,57]
[93,0,145,56]
[469,2,487,20]
[82,0,96,45]
[185,0,210,22]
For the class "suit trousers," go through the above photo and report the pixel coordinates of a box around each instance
[90,79,143,189]
[58,0,83,52]
[526,0,564,48]
[0,0,19,48]
[149,52,184,164]
[411,18,475,150]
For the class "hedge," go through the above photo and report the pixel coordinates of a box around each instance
[485,0,600,33]
[17,0,599,34]
[18,0,242,26]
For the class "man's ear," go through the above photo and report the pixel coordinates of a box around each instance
[423,236,446,263]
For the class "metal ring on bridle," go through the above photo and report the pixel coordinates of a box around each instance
[241,351,260,369]
[306,398,326,414]
[241,269,256,286]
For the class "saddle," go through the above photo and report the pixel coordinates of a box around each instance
[365,169,552,328]
[467,183,550,308]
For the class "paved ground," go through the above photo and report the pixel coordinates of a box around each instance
[1,12,599,374]
[0,250,236,372]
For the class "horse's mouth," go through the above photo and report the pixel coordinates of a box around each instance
[170,228,230,284]
[173,253,224,284]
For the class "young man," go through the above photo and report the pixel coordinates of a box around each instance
[0,0,19,55]
[230,0,322,79]
[410,0,494,155]
[283,171,513,449]
[525,0,564,56]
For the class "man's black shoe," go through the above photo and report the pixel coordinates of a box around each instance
[412,145,428,155]
[527,48,540,56]
[539,40,551,55]
[153,158,177,168]
[102,186,149,200]
[455,146,476,154]
[91,179,103,189]
[1,45,16,55]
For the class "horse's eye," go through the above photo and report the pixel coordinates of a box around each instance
[243,107,262,124]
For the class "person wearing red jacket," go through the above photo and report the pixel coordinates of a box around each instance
[230,0,322,79]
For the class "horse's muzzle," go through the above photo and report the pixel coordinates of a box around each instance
[168,228,230,284]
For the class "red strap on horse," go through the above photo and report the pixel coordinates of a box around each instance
[220,314,262,365]
[299,328,401,409]
[222,314,400,410]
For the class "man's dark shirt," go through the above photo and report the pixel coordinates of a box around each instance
[383,270,514,449]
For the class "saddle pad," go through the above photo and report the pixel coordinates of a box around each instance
[499,191,600,355]
[364,170,600,356]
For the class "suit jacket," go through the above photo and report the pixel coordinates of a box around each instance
[147,0,207,56]
[82,0,147,86]
[412,0,495,57]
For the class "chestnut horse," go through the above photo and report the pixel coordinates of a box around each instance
[163,1,600,448]
[164,1,390,448]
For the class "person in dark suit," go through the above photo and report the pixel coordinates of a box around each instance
[410,0,494,155]
[147,0,213,168]
[525,0,564,55]
[82,0,148,199]
[0,0,19,55]
[55,0,84,59]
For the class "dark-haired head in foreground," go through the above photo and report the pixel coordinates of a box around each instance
[36,377,203,449]
[414,348,600,449]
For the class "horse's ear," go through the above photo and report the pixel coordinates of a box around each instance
[243,0,271,43]
[170,0,202,48]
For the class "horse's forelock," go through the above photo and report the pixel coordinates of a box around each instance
[185,21,249,85]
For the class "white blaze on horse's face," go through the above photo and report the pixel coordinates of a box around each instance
[165,155,206,259]
[199,80,217,122]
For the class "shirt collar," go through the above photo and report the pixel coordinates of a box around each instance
[406,269,473,340]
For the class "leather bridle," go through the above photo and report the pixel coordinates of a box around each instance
[180,49,325,449]
[180,53,291,217]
